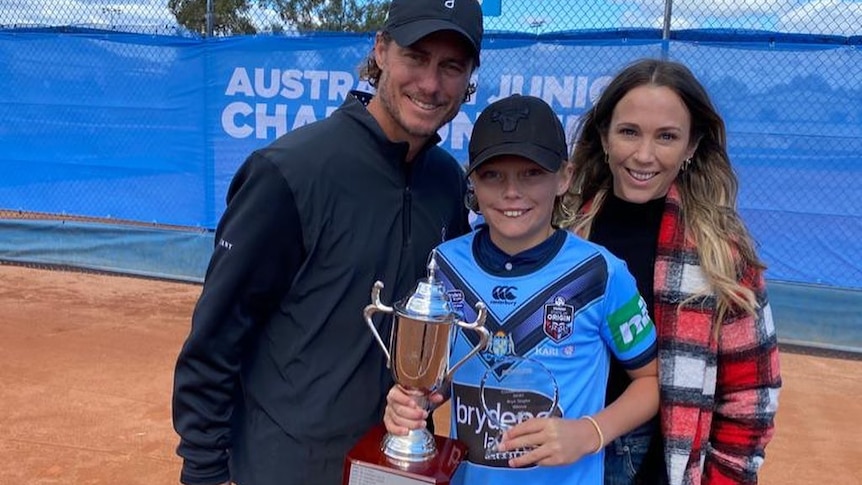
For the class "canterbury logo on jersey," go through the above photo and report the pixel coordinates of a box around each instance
[491,285,517,301]
[608,294,654,351]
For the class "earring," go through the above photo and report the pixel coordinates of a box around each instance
[681,157,693,171]
[604,152,609,164]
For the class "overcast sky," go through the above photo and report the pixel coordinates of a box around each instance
[1,0,860,36]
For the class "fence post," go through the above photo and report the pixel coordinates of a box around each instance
[661,0,673,59]
[206,0,214,37]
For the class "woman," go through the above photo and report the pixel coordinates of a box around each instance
[383,94,659,485]
[561,59,782,485]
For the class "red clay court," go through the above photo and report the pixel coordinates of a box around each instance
[1,265,860,484]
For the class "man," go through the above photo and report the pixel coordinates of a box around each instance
[171,1,484,484]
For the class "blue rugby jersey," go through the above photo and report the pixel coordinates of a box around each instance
[435,230,656,485]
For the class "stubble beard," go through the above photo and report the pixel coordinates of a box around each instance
[377,72,463,140]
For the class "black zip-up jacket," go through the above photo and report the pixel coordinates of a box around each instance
[172,92,470,485]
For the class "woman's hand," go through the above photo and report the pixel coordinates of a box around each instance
[496,417,601,468]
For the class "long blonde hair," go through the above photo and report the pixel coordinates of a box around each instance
[560,59,765,325]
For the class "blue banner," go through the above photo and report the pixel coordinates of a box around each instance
[481,0,502,16]
[0,31,860,289]
[0,33,207,225]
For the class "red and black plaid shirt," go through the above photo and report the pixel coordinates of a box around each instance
[581,184,781,485]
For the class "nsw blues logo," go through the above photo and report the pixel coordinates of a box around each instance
[487,330,515,358]
[481,330,516,376]
[543,296,574,342]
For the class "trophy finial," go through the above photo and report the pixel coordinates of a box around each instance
[395,249,452,323]
[426,249,439,284]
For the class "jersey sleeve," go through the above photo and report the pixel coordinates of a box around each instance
[598,251,657,369]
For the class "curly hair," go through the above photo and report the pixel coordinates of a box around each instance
[358,32,478,103]
[560,58,765,324]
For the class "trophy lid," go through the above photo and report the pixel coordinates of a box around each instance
[393,250,455,323]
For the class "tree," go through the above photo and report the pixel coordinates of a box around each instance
[170,0,387,36]
[266,0,388,32]
[169,0,258,35]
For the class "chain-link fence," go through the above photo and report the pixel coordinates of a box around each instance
[2,0,861,36]
[1,0,860,292]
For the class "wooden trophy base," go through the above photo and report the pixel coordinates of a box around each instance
[343,424,467,485]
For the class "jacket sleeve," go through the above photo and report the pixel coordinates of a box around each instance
[704,271,782,485]
[171,153,305,485]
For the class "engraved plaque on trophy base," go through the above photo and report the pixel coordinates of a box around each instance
[343,424,466,485]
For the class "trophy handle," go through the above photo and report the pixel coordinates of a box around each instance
[446,302,489,381]
[363,280,394,366]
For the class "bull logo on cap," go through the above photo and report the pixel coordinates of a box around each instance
[490,106,529,132]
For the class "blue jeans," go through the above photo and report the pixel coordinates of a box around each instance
[604,420,657,485]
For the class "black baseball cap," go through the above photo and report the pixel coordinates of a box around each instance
[467,94,568,175]
[384,0,483,66]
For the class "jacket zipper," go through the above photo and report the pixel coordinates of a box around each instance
[403,185,412,247]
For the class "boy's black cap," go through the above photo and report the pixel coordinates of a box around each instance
[384,0,483,66]
[467,94,568,175]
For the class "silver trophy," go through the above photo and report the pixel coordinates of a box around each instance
[364,251,489,463]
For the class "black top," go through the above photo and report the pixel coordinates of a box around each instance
[590,191,666,482]
[591,193,663,320]
[172,92,471,485]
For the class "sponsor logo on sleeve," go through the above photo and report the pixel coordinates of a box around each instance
[608,294,654,351]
